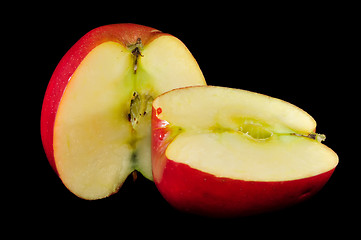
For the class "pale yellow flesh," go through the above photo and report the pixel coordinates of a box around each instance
[54,37,205,200]
[154,86,316,134]
[153,86,338,181]
[166,132,337,181]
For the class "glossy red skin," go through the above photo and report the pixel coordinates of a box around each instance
[151,107,335,217]
[41,24,168,173]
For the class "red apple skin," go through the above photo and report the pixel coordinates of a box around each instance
[151,107,336,217]
[41,24,168,173]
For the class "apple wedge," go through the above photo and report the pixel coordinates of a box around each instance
[152,86,338,217]
[41,24,206,200]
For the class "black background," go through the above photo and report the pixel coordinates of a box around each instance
[15,2,356,236]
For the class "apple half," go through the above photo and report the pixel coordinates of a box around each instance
[152,86,338,217]
[41,24,206,200]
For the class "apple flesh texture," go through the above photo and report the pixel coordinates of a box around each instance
[152,86,338,217]
[41,24,206,200]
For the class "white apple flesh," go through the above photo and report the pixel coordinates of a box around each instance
[152,86,338,217]
[42,24,206,200]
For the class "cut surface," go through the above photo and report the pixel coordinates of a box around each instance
[140,36,206,94]
[54,37,205,199]
[154,86,316,135]
[166,132,337,181]
[153,86,338,182]
[54,42,134,199]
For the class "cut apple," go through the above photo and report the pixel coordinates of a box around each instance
[41,24,206,200]
[152,86,338,217]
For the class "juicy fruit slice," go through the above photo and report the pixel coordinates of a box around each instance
[152,86,338,216]
[53,36,205,199]
[153,86,338,181]
[166,132,336,181]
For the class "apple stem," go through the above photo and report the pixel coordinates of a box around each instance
[131,38,144,74]
[311,133,326,142]
[290,133,326,142]
[132,171,138,182]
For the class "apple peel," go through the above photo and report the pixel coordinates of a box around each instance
[151,86,338,217]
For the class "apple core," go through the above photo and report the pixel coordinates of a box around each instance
[41,24,206,200]
[151,86,338,217]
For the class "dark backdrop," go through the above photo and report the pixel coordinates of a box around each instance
[15,3,355,236]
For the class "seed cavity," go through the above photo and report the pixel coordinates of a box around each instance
[129,91,154,130]
[239,122,273,140]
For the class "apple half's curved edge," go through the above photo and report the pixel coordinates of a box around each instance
[41,23,166,174]
[156,157,336,218]
[151,118,337,217]
[150,92,338,217]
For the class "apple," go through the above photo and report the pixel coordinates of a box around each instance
[151,86,338,217]
[41,24,206,200]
